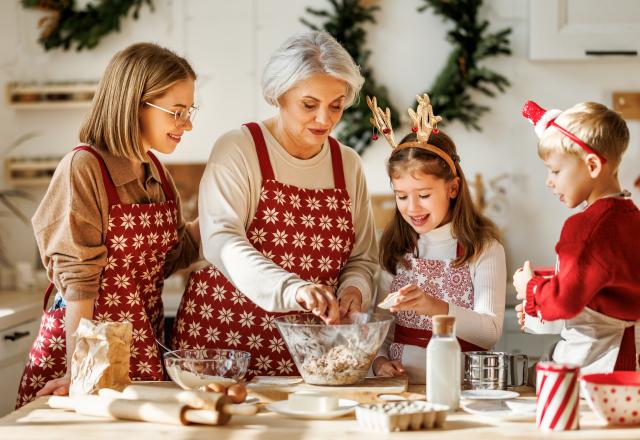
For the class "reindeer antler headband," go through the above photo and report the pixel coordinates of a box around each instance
[367,94,458,177]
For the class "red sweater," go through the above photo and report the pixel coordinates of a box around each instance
[525,198,640,321]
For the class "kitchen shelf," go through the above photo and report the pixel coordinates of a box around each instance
[5,81,97,110]
[4,157,60,186]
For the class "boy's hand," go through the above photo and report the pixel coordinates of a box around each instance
[373,356,406,377]
[513,261,533,300]
[515,301,526,332]
[390,284,448,316]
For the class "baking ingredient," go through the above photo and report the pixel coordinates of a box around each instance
[426,315,460,410]
[287,392,338,412]
[226,384,247,404]
[70,318,132,396]
[301,345,373,385]
[205,382,227,394]
[166,363,235,390]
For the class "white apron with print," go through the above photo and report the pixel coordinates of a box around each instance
[553,306,640,373]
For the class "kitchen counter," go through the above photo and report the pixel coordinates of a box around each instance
[1,386,638,439]
[0,290,42,331]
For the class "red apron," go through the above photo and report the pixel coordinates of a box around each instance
[171,122,355,378]
[16,146,178,408]
[389,243,484,362]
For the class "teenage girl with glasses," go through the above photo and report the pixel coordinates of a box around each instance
[16,42,201,407]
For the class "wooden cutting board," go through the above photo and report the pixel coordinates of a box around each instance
[247,376,408,403]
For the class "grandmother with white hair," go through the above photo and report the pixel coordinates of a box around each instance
[171,30,378,377]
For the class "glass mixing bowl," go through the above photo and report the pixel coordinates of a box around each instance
[275,313,393,385]
[164,348,251,389]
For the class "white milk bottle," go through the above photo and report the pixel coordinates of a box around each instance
[426,315,460,410]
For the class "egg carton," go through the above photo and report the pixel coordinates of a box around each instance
[355,401,449,432]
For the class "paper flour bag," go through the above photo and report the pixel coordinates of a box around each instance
[70,318,132,396]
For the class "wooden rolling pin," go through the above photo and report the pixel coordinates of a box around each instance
[49,393,256,426]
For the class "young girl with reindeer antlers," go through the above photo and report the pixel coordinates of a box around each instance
[369,95,506,384]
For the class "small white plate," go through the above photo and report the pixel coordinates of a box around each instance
[504,399,536,414]
[266,399,358,419]
[462,400,536,422]
[461,389,520,400]
[377,394,407,401]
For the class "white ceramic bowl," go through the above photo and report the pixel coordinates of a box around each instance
[580,371,640,426]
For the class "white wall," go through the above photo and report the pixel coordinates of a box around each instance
[0,0,638,286]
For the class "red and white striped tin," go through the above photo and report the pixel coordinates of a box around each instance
[536,362,580,431]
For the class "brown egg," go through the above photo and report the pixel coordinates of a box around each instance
[226,383,247,404]
[205,382,227,394]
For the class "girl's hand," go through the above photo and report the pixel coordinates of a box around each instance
[338,286,363,319]
[373,356,406,377]
[515,301,526,332]
[513,261,533,300]
[390,284,448,316]
[36,372,70,397]
[295,284,340,324]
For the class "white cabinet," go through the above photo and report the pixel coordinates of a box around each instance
[530,0,640,60]
[0,318,39,417]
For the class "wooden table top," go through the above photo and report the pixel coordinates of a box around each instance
[1,385,638,440]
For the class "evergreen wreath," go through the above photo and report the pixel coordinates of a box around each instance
[22,0,154,51]
[301,0,398,154]
[418,0,511,130]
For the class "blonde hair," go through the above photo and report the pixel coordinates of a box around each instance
[80,43,196,162]
[262,30,364,108]
[379,131,501,274]
[538,102,629,169]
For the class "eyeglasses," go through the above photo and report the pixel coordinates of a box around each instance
[144,102,198,127]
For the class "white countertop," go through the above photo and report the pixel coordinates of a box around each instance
[0,274,185,333]
[0,290,42,331]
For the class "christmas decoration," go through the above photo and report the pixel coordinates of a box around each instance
[367,93,458,177]
[418,0,511,130]
[301,0,398,154]
[22,0,154,51]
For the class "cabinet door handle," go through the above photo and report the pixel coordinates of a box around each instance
[585,50,637,56]
[4,331,31,341]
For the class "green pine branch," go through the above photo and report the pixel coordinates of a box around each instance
[22,0,154,51]
[418,0,511,130]
[302,0,398,154]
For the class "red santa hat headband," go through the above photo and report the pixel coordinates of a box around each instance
[521,100,607,164]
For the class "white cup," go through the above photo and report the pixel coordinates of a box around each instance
[524,313,564,334]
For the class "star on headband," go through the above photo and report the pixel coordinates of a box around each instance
[367,94,458,177]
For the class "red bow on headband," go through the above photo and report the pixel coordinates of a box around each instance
[521,100,607,164]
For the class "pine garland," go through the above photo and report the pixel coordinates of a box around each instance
[22,0,154,51]
[301,0,398,154]
[418,0,511,130]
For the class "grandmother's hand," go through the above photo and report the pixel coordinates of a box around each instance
[295,284,340,324]
[338,286,363,320]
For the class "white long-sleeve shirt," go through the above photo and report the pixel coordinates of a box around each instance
[378,222,506,357]
[198,122,378,312]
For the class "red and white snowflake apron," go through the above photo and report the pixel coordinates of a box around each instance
[388,244,484,383]
[171,122,355,378]
[16,146,178,408]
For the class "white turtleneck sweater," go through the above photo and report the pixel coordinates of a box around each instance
[378,222,506,355]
